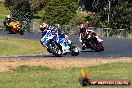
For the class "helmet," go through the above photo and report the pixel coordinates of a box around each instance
[51,27,57,34]
[79,24,86,29]
[40,23,48,29]
[7,15,11,19]
[40,23,48,31]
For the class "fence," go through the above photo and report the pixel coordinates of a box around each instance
[0,19,131,38]
[0,19,40,32]
[55,24,132,38]
[93,27,131,38]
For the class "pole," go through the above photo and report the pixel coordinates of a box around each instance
[108,0,110,26]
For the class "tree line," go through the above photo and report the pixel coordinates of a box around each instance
[4,0,132,31]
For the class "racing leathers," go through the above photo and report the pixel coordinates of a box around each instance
[79,25,103,43]
[40,26,71,46]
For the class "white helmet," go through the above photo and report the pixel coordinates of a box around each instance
[7,15,11,18]
[40,23,48,29]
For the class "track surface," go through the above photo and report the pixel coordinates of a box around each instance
[1,30,132,57]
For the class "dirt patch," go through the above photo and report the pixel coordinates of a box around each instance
[0,57,132,72]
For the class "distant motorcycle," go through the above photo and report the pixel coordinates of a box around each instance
[40,29,79,57]
[81,30,104,52]
[7,21,24,35]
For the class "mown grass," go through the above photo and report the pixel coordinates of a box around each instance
[0,62,131,88]
[0,37,47,56]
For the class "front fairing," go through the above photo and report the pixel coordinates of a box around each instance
[40,30,70,50]
[40,30,52,46]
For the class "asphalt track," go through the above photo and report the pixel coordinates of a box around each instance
[0,30,132,58]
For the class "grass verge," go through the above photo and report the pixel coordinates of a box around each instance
[0,62,131,88]
[0,37,47,56]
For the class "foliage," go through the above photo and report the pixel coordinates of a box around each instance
[110,0,132,30]
[11,0,33,21]
[4,0,34,30]
[4,0,13,10]
[32,0,47,13]
[4,0,47,13]
[42,0,78,25]
[79,0,132,30]
[68,11,88,27]
[4,0,33,21]
[4,0,132,30]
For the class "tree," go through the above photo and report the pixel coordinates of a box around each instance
[42,0,78,25]
[4,0,47,14]
[4,0,33,21]
[110,0,132,30]
[82,0,132,30]
[32,0,47,13]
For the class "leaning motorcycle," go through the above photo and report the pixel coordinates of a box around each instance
[40,30,79,57]
[7,21,24,35]
[81,30,104,52]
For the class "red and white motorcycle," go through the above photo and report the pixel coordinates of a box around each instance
[81,30,104,52]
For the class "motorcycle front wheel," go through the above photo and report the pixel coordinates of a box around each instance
[70,45,79,56]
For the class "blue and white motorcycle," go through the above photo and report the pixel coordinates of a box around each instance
[40,29,79,57]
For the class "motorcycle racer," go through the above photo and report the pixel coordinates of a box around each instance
[79,21,103,50]
[79,21,103,43]
[40,23,72,46]
[4,15,12,31]
[39,22,78,55]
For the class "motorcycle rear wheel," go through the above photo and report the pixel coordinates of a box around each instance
[99,42,104,51]
[89,40,101,52]
[19,30,24,35]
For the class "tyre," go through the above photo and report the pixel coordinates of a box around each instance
[89,38,101,52]
[47,48,51,53]
[82,43,86,50]
[82,46,86,50]
[82,40,86,50]
[19,30,24,35]
[89,42,100,51]
[99,42,104,51]
[71,46,79,56]
[100,46,104,51]
[47,41,62,57]
[8,27,14,34]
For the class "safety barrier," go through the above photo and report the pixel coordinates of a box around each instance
[0,19,131,38]
[0,19,40,32]
[61,25,132,38]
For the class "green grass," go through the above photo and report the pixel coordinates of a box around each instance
[0,2,9,19]
[0,37,47,56]
[0,62,131,88]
